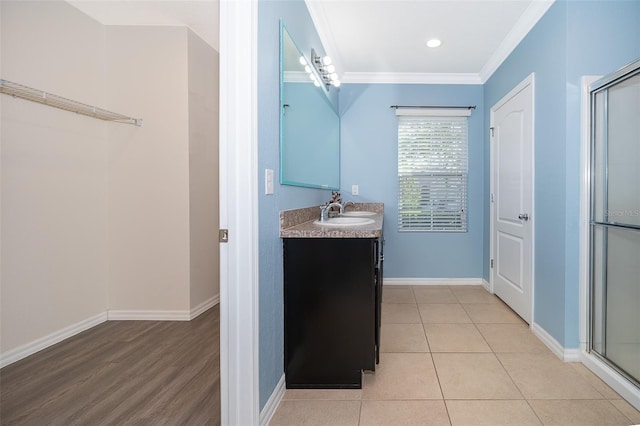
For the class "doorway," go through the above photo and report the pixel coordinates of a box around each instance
[490,74,535,324]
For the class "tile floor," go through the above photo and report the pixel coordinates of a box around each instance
[269,285,640,426]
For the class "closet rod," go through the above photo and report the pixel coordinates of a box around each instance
[390,105,476,110]
[0,79,143,126]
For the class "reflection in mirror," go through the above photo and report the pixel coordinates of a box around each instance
[280,24,340,190]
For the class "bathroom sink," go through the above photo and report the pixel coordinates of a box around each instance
[314,217,375,227]
[341,211,377,217]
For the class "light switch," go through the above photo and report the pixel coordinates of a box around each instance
[351,184,359,195]
[265,169,274,195]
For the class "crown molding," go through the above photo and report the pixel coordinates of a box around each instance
[479,0,555,83]
[342,72,483,85]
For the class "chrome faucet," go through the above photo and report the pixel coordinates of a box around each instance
[342,201,355,212]
[319,202,344,221]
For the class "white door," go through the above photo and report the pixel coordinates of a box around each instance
[491,74,534,324]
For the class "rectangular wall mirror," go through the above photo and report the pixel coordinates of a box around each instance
[280,23,340,190]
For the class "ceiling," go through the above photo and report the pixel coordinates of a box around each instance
[306,0,554,84]
[68,0,553,84]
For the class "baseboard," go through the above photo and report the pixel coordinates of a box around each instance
[531,322,579,362]
[0,311,108,369]
[107,310,191,321]
[260,374,285,426]
[563,348,581,362]
[482,279,491,292]
[384,277,486,286]
[581,351,640,410]
[190,294,220,320]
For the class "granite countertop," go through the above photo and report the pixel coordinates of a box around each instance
[280,203,384,238]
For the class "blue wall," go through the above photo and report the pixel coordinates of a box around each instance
[339,84,485,278]
[563,0,640,347]
[258,0,335,409]
[484,0,640,347]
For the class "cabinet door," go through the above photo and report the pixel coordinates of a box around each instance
[284,238,376,388]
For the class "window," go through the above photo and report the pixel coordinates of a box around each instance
[397,111,469,232]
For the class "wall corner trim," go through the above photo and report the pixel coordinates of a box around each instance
[384,277,486,286]
[0,312,108,369]
[260,374,286,426]
[531,322,579,362]
[190,295,220,320]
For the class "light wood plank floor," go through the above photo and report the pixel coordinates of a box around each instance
[1,305,220,425]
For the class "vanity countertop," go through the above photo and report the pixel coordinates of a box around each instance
[280,203,384,239]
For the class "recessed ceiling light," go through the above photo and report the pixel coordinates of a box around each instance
[426,39,442,48]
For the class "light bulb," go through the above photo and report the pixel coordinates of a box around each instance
[322,56,332,66]
[332,80,341,88]
[299,56,307,65]
[330,73,338,81]
[426,39,442,48]
[304,65,312,74]
[326,64,335,73]
[309,73,317,81]
[313,80,321,87]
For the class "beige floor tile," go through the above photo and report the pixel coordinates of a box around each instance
[282,389,362,400]
[432,353,523,399]
[382,287,415,303]
[418,304,472,324]
[476,323,549,353]
[425,323,491,353]
[528,399,630,425]
[497,352,604,399]
[413,287,458,304]
[362,353,442,400]
[610,399,640,424]
[462,303,524,324]
[382,303,421,324]
[359,400,450,426]
[384,285,413,290]
[451,287,499,304]
[381,323,429,353]
[269,400,361,426]
[446,400,541,425]
[569,363,622,399]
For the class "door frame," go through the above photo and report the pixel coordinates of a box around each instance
[219,1,260,424]
[489,73,536,325]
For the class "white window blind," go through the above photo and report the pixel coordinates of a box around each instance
[397,114,468,232]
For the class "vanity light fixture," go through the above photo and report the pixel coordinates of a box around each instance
[426,39,442,48]
[310,48,341,89]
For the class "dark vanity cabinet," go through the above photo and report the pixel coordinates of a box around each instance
[283,237,383,388]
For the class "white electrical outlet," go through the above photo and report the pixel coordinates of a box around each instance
[265,169,274,195]
[352,184,359,195]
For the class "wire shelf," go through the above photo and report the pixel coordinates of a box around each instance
[0,79,142,126]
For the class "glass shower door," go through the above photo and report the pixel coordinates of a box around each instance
[590,61,640,386]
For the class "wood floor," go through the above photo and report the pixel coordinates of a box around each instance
[0,305,220,425]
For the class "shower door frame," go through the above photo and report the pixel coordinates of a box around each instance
[587,57,640,390]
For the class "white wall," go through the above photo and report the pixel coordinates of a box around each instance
[187,31,220,309]
[106,25,191,312]
[0,1,108,352]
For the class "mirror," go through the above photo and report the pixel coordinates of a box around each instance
[280,24,340,190]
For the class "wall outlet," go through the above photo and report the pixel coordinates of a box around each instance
[265,169,274,195]
[351,184,359,195]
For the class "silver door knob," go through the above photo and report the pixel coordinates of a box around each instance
[518,213,529,221]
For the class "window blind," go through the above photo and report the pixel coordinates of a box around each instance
[398,115,468,232]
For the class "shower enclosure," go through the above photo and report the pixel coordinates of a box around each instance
[590,58,640,387]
